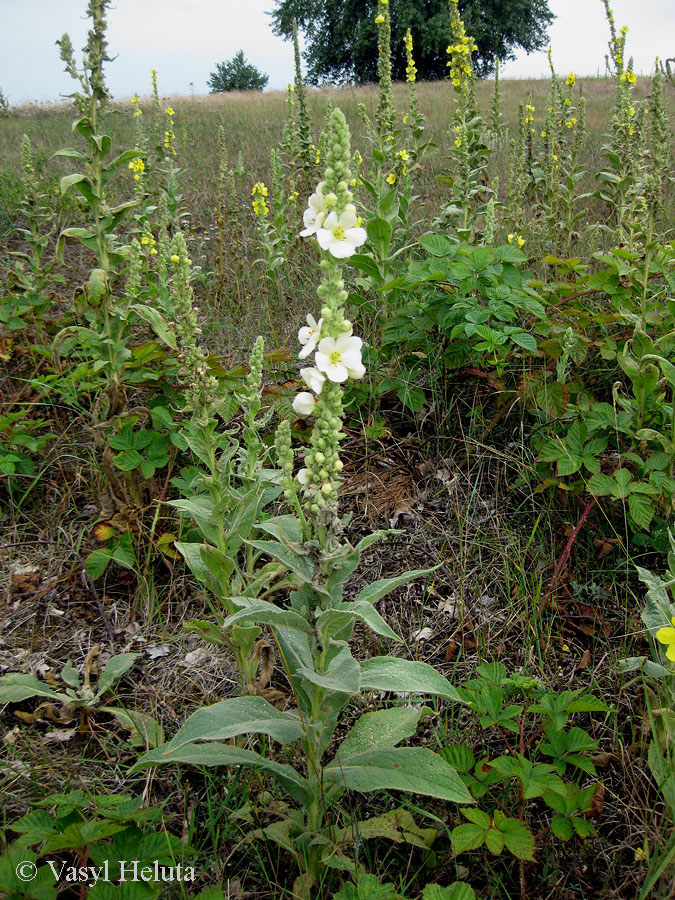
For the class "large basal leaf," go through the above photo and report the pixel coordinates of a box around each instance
[130,743,310,805]
[0,673,60,704]
[359,657,462,702]
[355,566,440,606]
[335,706,431,762]
[324,747,472,803]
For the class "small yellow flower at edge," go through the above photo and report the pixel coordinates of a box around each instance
[656,616,675,661]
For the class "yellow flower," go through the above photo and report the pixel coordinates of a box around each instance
[541,130,547,138]
[398,149,409,161]
[141,236,150,246]
[629,107,636,116]
[170,254,180,263]
[566,73,576,87]
[375,14,385,23]
[165,107,174,117]
[656,618,675,661]
[386,173,396,185]
[454,136,462,148]
[402,114,408,124]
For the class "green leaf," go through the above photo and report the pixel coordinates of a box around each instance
[298,647,361,694]
[0,673,59,704]
[316,601,401,641]
[131,304,177,350]
[256,515,303,544]
[85,548,113,580]
[493,811,535,860]
[102,707,164,748]
[629,492,655,530]
[324,747,472,803]
[246,539,314,583]
[335,707,431,761]
[355,565,439,607]
[439,744,475,773]
[97,653,140,698]
[418,234,456,257]
[349,254,381,281]
[510,331,538,352]
[423,884,475,900]
[359,657,462,702]
[152,696,304,752]
[551,814,574,841]
[130,743,311,805]
[451,823,486,853]
[367,217,393,256]
[223,598,313,634]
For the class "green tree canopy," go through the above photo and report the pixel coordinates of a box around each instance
[270,0,555,83]
[208,50,269,93]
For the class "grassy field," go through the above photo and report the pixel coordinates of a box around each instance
[1,5,675,900]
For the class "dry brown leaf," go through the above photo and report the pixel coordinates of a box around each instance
[578,649,591,669]
[589,782,605,818]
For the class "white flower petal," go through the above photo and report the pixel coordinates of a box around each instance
[297,468,309,485]
[339,209,358,229]
[345,226,367,247]
[292,392,316,416]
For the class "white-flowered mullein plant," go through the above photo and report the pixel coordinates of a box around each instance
[134,107,471,896]
[296,108,366,537]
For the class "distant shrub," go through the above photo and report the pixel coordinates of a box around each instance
[208,51,269,93]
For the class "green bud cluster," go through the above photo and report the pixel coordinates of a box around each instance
[320,109,353,215]
[275,418,295,501]
[244,335,265,422]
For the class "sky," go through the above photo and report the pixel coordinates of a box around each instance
[1,0,673,105]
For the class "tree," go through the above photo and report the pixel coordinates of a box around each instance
[270,0,554,84]
[208,51,269,93]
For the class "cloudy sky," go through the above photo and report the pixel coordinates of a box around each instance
[1,0,673,105]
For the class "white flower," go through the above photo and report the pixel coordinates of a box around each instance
[292,392,316,416]
[316,209,367,259]
[300,366,326,395]
[298,314,323,359]
[297,468,309,485]
[299,182,327,237]
[315,334,365,383]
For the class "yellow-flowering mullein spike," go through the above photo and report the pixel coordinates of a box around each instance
[446,0,477,97]
[403,27,425,146]
[375,0,395,146]
[127,155,145,198]
[251,181,269,218]
[151,68,161,116]
[163,106,176,158]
